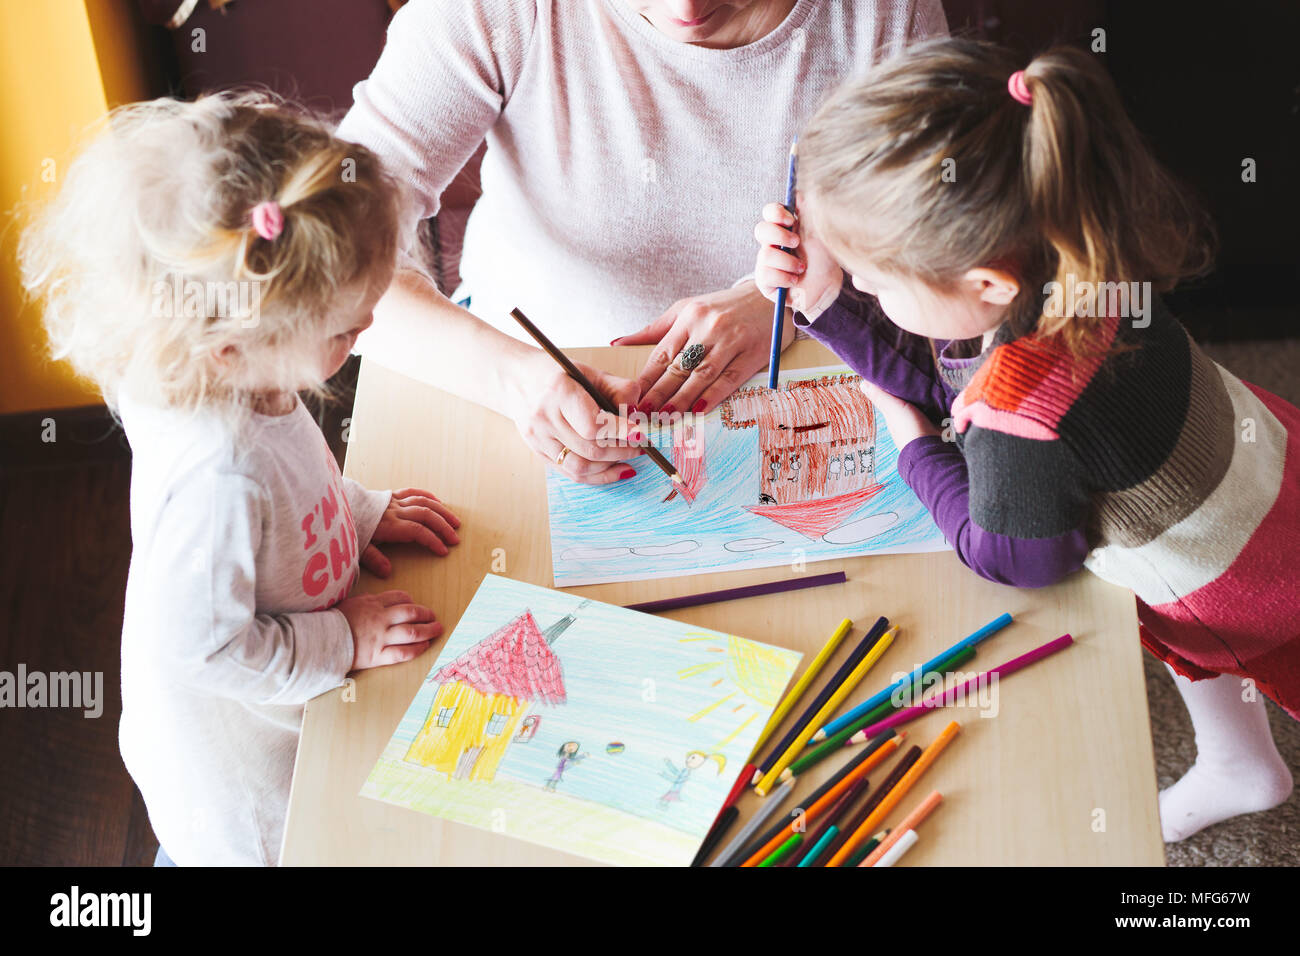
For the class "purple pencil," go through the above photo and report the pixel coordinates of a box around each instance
[623,571,847,614]
[849,634,1075,742]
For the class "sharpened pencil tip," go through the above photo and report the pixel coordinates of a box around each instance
[671,473,684,484]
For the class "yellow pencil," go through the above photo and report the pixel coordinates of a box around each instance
[746,618,853,765]
[754,625,897,796]
[825,720,961,866]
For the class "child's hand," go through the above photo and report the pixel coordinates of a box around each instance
[340,589,442,670]
[859,380,941,447]
[361,488,461,577]
[753,201,844,317]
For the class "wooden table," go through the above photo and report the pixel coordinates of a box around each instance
[281,342,1164,866]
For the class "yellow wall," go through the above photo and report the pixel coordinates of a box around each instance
[0,1,155,414]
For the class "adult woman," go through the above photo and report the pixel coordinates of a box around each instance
[341,0,945,482]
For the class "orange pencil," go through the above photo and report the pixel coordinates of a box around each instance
[738,734,904,868]
[825,720,960,867]
[859,790,943,866]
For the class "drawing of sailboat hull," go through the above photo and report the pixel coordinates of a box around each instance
[744,484,885,540]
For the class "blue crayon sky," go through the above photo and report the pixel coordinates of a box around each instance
[385,574,802,840]
[546,365,948,586]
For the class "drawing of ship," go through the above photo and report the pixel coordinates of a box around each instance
[718,375,885,539]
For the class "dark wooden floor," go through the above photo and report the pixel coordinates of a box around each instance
[0,455,154,865]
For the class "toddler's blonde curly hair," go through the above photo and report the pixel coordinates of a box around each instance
[19,91,400,415]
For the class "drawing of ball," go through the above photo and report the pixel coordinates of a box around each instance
[605,742,625,755]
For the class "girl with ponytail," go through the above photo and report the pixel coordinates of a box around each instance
[20,93,463,864]
[754,38,1297,843]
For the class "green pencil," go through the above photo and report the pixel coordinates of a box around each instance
[758,832,804,867]
[846,830,891,867]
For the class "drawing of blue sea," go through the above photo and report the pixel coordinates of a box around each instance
[377,574,802,851]
[546,365,949,586]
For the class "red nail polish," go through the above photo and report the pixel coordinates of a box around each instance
[629,430,644,444]
[619,468,637,480]
[636,401,652,415]
[661,403,676,416]
[691,400,706,413]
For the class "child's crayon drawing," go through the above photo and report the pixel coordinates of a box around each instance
[362,574,802,867]
[546,365,949,586]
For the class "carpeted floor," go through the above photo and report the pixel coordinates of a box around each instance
[1151,337,1299,866]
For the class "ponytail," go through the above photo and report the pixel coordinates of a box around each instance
[1021,47,1215,349]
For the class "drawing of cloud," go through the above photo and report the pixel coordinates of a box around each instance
[631,541,701,557]
[560,546,632,561]
[822,512,900,544]
[723,537,785,553]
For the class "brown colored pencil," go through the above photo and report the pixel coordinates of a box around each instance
[510,307,683,485]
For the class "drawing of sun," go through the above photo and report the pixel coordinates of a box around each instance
[676,633,794,748]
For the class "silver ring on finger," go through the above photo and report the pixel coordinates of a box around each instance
[675,342,709,372]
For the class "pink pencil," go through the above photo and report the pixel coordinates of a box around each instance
[848,634,1074,742]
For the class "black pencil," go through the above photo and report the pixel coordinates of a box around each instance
[751,615,890,782]
[689,805,738,867]
[509,307,683,485]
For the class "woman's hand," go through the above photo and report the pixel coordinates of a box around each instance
[507,352,645,485]
[753,201,844,317]
[858,380,941,448]
[339,589,442,670]
[360,489,462,577]
[613,281,793,416]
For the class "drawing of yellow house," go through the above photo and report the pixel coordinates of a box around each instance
[403,604,580,782]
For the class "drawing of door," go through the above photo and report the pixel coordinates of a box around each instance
[453,746,485,780]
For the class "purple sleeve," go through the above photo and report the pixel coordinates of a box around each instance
[898,436,1091,588]
[794,288,952,423]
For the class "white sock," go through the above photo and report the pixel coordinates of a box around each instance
[1159,664,1293,842]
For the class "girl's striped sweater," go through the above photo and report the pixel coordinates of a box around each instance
[797,289,1300,718]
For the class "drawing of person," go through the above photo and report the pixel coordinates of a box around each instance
[768,455,781,484]
[543,740,589,792]
[788,452,802,482]
[657,750,726,808]
[859,448,873,480]
[828,455,841,480]
[843,452,857,476]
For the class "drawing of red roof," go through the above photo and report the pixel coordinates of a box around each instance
[432,610,567,704]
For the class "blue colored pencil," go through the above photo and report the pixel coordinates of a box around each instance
[811,612,1013,743]
[766,137,798,389]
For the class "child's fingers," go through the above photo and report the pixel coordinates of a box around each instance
[762,201,796,227]
[754,220,798,248]
[758,245,805,275]
[398,495,461,529]
[374,639,436,667]
[377,589,413,607]
[385,602,437,628]
[392,487,440,503]
[396,506,461,546]
[359,544,392,577]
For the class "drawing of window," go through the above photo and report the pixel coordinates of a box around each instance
[485,712,508,736]
[436,706,456,727]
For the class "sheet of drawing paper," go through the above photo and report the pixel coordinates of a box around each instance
[546,364,949,586]
[362,573,802,867]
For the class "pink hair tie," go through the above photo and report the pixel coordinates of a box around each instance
[1007,70,1033,106]
[250,200,284,241]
